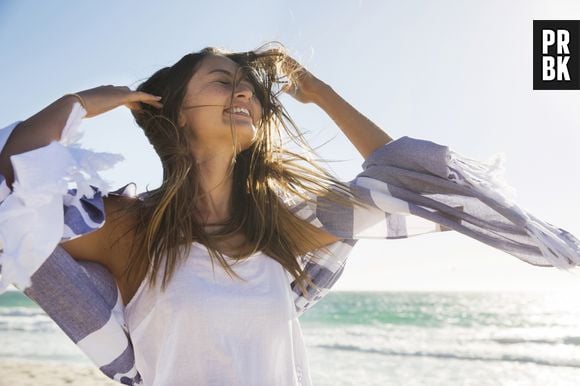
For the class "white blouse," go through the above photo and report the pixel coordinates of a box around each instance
[124,241,312,386]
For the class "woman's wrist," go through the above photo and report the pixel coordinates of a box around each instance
[63,93,88,112]
[309,81,333,106]
[65,93,87,111]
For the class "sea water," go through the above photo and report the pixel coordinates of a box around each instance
[2,290,580,385]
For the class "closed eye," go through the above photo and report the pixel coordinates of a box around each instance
[216,78,255,93]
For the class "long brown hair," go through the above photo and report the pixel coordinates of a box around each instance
[118,42,367,296]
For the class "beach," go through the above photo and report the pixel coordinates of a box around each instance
[2,291,580,385]
[0,358,118,386]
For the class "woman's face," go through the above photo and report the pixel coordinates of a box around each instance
[179,54,263,153]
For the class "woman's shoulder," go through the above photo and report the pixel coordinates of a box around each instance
[60,183,143,269]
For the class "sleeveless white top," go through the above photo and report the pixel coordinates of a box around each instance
[123,242,312,386]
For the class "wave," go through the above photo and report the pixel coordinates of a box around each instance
[0,321,55,332]
[315,344,580,368]
[492,336,580,346]
[0,308,55,332]
[0,323,55,332]
[0,308,46,317]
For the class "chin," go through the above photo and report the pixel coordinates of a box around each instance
[232,126,256,147]
[222,119,257,152]
[235,136,256,154]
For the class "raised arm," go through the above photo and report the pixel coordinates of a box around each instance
[311,83,393,159]
[0,95,78,189]
[0,86,162,291]
[279,53,580,268]
[280,55,393,159]
[0,86,163,189]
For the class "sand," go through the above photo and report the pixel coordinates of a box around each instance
[0,359,120,386]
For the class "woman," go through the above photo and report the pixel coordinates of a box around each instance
[0,43,578,385]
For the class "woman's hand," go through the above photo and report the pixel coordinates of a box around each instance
[278,55,328,104]
[74,85,163,118]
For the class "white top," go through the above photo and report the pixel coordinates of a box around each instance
[123,242,312,386]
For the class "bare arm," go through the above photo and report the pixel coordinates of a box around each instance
[311,82,393,160]
[279,55,393,160]
[0,86,162,190]
[275,54,394,249]
[0,95,78,189]
[0,86,161,269]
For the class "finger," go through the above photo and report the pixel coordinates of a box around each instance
[264,47,284,55]
[123,92,161,107]
[127,100,163,110]
[128,91,162,102]
[142,100,164,109]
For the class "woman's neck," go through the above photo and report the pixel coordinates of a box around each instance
[190,143,236,225]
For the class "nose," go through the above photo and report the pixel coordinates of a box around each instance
[234,82,255,100]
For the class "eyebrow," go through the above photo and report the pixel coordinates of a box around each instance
[206,68,256,88]
[207,68,238,77]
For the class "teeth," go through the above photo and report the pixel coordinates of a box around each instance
[227,107,250,116]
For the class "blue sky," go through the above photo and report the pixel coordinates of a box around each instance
[1,0,580,291]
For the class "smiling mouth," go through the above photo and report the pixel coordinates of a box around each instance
[224,111,253,121]
[224,105,251,116]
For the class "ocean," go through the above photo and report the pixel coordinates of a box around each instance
[1,290,580,385]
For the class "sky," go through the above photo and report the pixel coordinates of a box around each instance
[1,0,580,292]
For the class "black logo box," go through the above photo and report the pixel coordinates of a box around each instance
[533,20,580,90]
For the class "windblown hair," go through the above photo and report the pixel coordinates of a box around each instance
[119,42,367,297]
